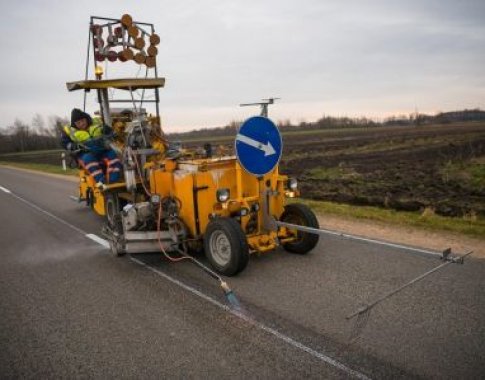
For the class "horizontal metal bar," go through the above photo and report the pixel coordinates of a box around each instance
[275,221,444,257]
[125,231,171,241]
[132,149,161,156]
[277,221,338,236]
[125,241,171,253]
[105,99,158,103]
[91,16,154,27]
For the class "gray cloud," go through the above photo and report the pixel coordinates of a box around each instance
[0,0,483,131]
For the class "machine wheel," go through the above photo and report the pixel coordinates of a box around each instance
[280,203,319,254]
[204,218,249,276]
[109,238,126,257]
[86,188,94,209]
[105,192,122,229]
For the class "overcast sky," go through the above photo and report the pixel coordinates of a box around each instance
[0,0,484,131]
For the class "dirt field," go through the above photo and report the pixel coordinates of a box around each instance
[1,122,484,218]
[280,123,485,218]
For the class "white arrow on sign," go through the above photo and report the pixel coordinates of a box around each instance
[236,133,276,156]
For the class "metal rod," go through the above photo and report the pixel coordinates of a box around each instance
[346,250,473,319]
[91,16,154,27]
[275,221,444,257]
[152,23,161,119]
[106,99,158,103]
[99,89,112,126]
[84,19,92,110]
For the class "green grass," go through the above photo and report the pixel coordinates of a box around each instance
[291,198,485,239]
[0,149,63,157]
[440,158,485,190]
[0,161,78,176]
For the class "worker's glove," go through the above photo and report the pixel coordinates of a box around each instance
[102,124,114,136]
[66,142,78,151]
[84,138,106,153]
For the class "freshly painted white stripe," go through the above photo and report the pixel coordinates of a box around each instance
[0,185,12,193]
[130,257,371,380]
[82,234,371,378]
[8,191,87,235]
[86,234,110,248]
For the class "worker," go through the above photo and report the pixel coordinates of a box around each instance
[61,108,122,185]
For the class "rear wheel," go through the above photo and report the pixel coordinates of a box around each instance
[109,237,126,257]
[105,192,123,228]
[280,203,319,254]
[105,193,125,257]
[204,218,249,276]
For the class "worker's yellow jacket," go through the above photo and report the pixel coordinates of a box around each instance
[63,117,103,144]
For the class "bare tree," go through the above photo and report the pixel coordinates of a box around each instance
[48,115,68,138]
[12,119,30,152]
[31,113,45,133]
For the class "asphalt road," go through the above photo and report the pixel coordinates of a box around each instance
[0,166,484,379]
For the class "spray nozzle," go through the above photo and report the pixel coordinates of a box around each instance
[220,281,241,311]
[220,281,231,294]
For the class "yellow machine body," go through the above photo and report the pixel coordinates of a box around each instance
[148,157,296,253]
[78,153,299,254]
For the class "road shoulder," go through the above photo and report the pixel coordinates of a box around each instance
[317,214,484,259]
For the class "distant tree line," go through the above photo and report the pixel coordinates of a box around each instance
[0,114,68,154]
[168,108,485,141]
[1,109,484,154]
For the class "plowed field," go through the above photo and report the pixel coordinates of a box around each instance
[280,123,485,217]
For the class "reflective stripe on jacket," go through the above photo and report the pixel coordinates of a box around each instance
[63,118,103,144]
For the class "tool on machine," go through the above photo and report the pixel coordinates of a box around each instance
[343,248,474,342]
[240,98,281,117]
[346,248,473,320]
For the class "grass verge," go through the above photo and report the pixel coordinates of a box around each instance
[0,161,78,176]
[292,198,485,239]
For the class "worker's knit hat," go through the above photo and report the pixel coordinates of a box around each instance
[71,108,92,127]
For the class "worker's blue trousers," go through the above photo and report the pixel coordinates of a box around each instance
[79,149,122,184]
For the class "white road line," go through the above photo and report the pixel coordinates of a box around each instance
[0,185,12,193]
[85,234,371,379]
[130,256,372,380]
[86,233,110,248]
[7,191,87,235]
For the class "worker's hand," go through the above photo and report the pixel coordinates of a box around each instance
[102,124,113,136]
[66,142,78,151]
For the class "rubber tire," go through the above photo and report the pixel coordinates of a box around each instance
[280,203,319,254]
[109,238,126,257]
[86,188,94,209]
[204,217,249,276]
[105,192,122,229]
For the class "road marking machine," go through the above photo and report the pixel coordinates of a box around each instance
[66,14,320,283]
[66,14,473,324]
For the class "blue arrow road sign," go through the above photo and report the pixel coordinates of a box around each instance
[235,116,282,176]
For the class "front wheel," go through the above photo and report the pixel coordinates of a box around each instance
[204,218,249,276]
[280,203,319,254]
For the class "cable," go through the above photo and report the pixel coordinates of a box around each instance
[130,148,152,197]
[156,197,190,262]
[154,198,229,288]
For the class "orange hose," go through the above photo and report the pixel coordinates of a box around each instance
[156,197,189,262]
